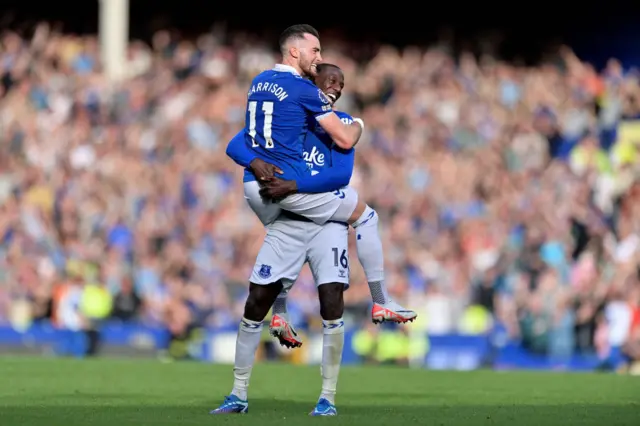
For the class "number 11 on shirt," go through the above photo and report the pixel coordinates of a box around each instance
[248,101,274,149]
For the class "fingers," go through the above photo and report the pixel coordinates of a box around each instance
[267,165,283,175]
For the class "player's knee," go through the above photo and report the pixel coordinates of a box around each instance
[318,283,344,321]
[245,282,283,321]
[347,200,367,224]
[350,204,377,228]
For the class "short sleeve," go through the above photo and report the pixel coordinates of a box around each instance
[335,111,354,124]
[299,82,333,119]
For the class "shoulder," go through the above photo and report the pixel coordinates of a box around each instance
[273,73,318,96]
[296,78,322,95]
[251,70,272,82]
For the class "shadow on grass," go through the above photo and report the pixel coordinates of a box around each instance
[2,395,639,426]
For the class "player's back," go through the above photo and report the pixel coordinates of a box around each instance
[244,65,333,180]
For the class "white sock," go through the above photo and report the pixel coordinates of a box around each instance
[352,206,389,304]
[319,318,345,405]
[272,291,289,320]
[230,317,263,401]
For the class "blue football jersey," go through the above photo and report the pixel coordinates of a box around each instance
[242,64,333,181]
[303,110,355,175]
[278,109,355,222]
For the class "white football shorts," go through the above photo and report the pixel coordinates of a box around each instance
[250,214,350,289]
[243,180,358,226]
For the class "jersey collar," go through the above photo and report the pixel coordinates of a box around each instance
[273,64,300,75]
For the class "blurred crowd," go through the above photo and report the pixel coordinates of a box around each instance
[0,22,639,368]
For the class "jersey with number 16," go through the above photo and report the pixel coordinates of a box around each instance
[242,64,334,182]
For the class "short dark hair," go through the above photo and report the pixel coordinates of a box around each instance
[279,24,320,54]
[316,63,341,74]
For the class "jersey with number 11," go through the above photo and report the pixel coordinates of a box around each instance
[242,64,334,182]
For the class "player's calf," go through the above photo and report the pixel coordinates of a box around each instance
[317,283,345,407]
[318,283,344,321]
[222,281,284,407]
[347,202,419,325]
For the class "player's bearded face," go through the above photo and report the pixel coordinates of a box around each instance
[297,35,322,77]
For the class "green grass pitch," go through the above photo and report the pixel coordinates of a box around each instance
[1,357,639,425]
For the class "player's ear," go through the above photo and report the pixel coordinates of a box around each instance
[289,45,299,59]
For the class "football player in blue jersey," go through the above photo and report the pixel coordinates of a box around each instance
[239,23,364,219]
[212,64,415,416]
